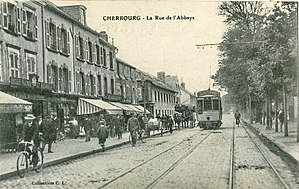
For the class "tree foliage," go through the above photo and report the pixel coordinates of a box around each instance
[214,1,298,109]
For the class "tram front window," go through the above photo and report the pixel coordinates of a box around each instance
[197,100,203,114]
[213,99,219,110]
[204,99,212,111]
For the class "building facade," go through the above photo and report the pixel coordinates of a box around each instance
[136,70,177,117]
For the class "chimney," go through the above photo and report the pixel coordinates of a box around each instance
[157,72,165,83]
[181,82,185,89]
[59,5,87,25]
[99,31,108,41]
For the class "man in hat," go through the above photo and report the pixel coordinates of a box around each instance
[21,114,40,169]
[127,113,140,146]
[42,115,56,153]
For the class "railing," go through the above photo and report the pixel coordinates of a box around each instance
[10,77,53,92]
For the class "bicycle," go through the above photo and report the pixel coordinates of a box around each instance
[129,129,145,146]
[17,141,44,178]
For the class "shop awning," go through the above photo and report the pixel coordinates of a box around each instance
[77,98,123,115]
[123,104,143,113]
[0,91,32,113]
[109,102,136,113]
[133,105,151,114]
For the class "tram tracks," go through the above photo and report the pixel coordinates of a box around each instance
[98,129,212,189]
[229,121,290,189]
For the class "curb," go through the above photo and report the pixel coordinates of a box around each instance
[243,121,299,164]
[0,129,173,181]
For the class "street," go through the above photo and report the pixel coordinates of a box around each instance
[1,114,298,189]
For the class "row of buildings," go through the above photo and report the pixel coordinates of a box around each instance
[0,0,197,122]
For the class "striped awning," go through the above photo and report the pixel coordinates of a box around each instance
[0,91,32,113]
[77,98,123,115]
[133,105,151,114]
[109,102,136,113]
[123,104,143,113]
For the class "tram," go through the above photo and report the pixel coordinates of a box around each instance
[196,89,222,129]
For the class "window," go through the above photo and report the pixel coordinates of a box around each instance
[110,78,114,94]
[47,64,58,92]
[103,77,108,96]
[103,48,107,67]
[155,91,157,102]
[45,20,57,50]
[58,27,69,55]
[100,47,104,65]
[63,68,69,93]
[96,45,100,65]
[88,41,92,62]
[204,98,212,111]
[213,99,219,110]
[109,51,113,69]
[97,75,102,95]
[8,48,20,78]
[80,72,85,94]
[26,53,36,79]
[22,8,37,40]
[90,75,95,96]
[197,100,203,114]
[3,2,20,34]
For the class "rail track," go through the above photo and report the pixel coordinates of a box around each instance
[228,121,290,189]
[98,129,211,189]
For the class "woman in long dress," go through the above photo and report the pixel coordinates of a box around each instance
[97,114,108,152]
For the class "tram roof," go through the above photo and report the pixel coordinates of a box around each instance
[197,89,220,97]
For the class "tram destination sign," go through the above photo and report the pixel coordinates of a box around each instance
[197,90,220,97]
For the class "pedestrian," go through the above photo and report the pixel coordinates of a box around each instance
[69,116,79,139]
[115,115,124,139]
[168,115,174,134]
[42,115,56,153]
[278,110,284,132]
[96,114,108,151]
[234,110,241,127]
[82,115,92,142]
[52,112,59,143]
[127,113,140,146]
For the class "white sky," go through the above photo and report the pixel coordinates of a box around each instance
[53,0,228,94]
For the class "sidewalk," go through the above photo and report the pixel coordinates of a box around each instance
[0,130,171,180]
[244,119,299,163]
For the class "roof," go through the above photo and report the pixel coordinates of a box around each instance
[116,58,136,69]
[180,86,195,97]
[136,69,178,93]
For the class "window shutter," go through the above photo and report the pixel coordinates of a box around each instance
[34,13,37,40]
[92,43,96,64]
[57,26,61,52]
[68,70,72,93]
[93,76,96,96]
[3,2,7,29]
[67,31,70,55]
[85,39,89,61]
[84,74,88,95]
[75,34,79,58]
[58,67,62,92]
[56,26,59,51]
[76,72,80,94]
[22,9,27,36]
[45,20,49,47]
[16,7,21,34]
[47,64,52,85]
[82,37,86,60]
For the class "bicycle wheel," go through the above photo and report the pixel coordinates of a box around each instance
[34,149,44,172]
[17,153,28,178]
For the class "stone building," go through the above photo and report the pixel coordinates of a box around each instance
[136,70,177,117]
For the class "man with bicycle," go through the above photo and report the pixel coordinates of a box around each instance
[21,114,43,170]
[127,113,140,146]
[234,110,241,127]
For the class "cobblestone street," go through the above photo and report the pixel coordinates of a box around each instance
[1,115,298,189]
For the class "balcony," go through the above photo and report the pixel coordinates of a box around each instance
[10,77,52,92]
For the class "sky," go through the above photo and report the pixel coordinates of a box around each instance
[53,0,228,94]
